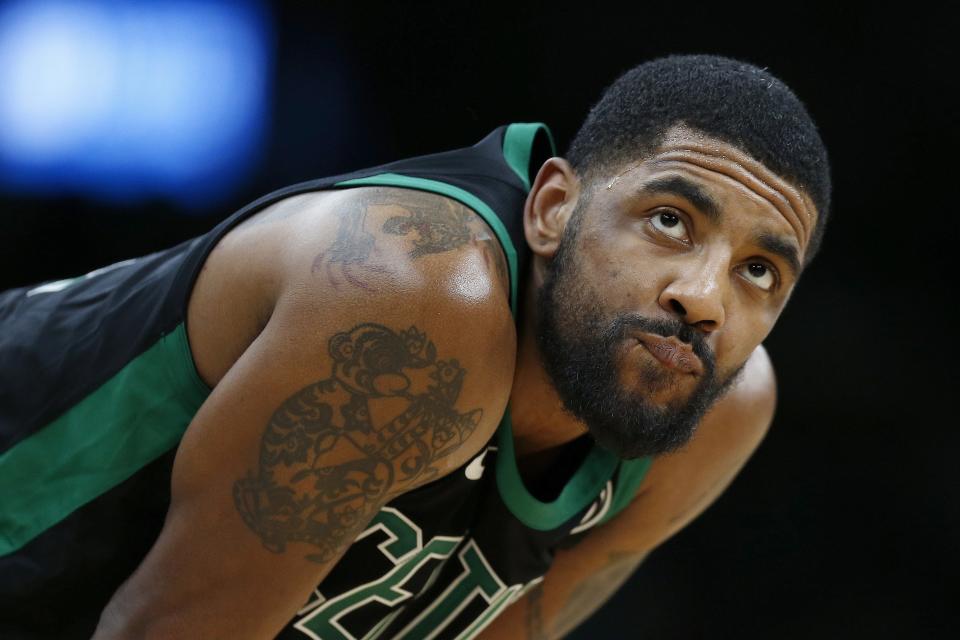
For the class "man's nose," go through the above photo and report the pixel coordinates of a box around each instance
[657,257,727,333]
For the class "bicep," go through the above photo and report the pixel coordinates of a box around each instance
[99,313,370,637]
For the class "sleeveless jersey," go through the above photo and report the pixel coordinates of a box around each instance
[0,124,652,639]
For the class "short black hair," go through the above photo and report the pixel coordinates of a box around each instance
[566,54,831,262]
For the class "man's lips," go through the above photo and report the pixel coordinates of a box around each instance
[635,333,704,375]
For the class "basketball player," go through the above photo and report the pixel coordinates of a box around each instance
[0,55,830,639]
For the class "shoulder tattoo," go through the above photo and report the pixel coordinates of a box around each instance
[312,188,509,292]
[233,323,483,563]
[311,191,394,291]
[382,195,474,257]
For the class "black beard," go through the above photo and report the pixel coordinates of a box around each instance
[535,217,743,459]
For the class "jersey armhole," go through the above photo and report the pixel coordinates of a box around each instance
[502,123,556,191]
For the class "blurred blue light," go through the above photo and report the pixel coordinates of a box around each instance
[0,0,272,207]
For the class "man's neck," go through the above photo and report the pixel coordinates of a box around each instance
[508,259,588,458]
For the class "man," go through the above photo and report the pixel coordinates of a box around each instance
[0,54,830,639]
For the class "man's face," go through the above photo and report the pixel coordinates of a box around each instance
[536,126,817,459]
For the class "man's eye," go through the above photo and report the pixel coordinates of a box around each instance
[740,262,777,291]
[650,211,688,240]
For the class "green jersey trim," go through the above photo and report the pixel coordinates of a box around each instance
[0,322,210,556]
[494,411,620,531]
[502,123,556,190]
[599,456,653,525]
[334,173,520,314]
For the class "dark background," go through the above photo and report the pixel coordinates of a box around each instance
[2,2,956,638]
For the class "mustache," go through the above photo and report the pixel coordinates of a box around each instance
[604,313,717,374]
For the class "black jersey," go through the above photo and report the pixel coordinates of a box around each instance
[0,124,652,639]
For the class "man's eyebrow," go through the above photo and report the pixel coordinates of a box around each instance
[755,232,802,277]
[637,175,721,221]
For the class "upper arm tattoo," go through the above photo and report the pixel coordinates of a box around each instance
[552,552,644,638]
[233,323,482,563]
[526,583,548,640]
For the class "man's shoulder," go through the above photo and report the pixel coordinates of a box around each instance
[626,346,775,513]
[187,186,517,390]
[672,344,776,466]
[596,346,775,553]
[716,344,777,427]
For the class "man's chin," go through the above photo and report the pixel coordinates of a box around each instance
[627,380,699,412]
[577,397,702,460]
[585,421,699,460]
[594,370,746,459]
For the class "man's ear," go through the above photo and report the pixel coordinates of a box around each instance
[523,157,581,259]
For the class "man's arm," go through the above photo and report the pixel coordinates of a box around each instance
[481,346,778,639]
[93,189,517,639]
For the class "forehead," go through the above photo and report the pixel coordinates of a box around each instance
[604,125,818,255]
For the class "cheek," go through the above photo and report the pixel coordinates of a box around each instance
[578,237,665,309]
